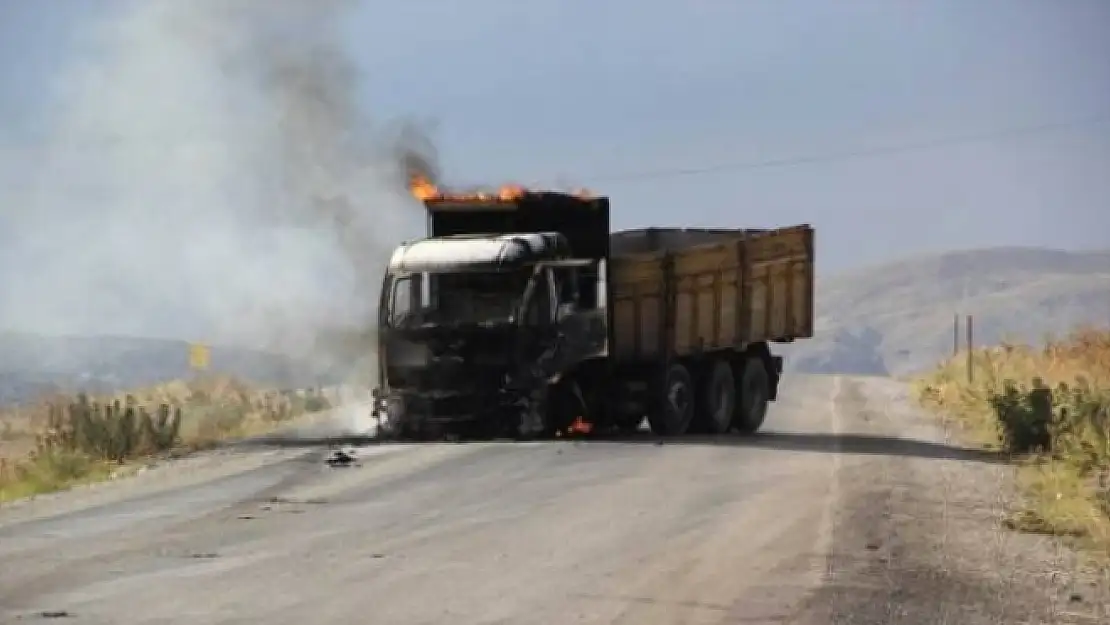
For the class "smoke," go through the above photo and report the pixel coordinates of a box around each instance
[0,0,430,386]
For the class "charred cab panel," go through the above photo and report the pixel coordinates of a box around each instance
[424,194,611,308]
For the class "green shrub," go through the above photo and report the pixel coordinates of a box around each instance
[988,378,1054,454]
[41,394,182,462]
[918,327,1110,552]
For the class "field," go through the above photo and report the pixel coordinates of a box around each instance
[0,375,334,502]
[915,327,1110,556]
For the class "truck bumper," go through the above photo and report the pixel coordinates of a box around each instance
[372,387,521,433]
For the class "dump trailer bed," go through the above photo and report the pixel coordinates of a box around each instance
[607,224,814,363]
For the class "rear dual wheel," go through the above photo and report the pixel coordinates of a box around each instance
[734,356,770,435]
[696,360,737,434]
[647,355,771,437]
[692,355,773,436]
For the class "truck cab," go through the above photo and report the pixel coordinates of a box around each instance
[373,227,609,438]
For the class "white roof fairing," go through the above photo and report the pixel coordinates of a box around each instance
[387,232,569,273]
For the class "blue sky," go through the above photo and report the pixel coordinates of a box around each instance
[353,0,1110,270]
[0,0,1107,342]
[3,0,1109,269]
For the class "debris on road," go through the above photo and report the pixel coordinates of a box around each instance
[326,449,357,467]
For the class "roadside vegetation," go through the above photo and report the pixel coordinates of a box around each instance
[915,327,1110,557]
[0,376,333,502]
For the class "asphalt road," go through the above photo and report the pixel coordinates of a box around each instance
[0,375,1103,624]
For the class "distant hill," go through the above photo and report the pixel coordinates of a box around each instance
[2,247,1107,404]
[784,247,1110,376]
[0,333,346,406]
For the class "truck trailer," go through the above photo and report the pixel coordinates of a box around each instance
[371,180,814,439]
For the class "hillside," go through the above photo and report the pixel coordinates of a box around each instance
[785,247,1110,376]
[0,333,345,406]
[2,247,1106,404]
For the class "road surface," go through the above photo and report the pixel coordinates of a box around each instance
[0,375,1105,624]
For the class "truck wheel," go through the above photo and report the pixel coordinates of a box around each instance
[734,356,769,435]
[698,359,736,434]
[648,363,695,436]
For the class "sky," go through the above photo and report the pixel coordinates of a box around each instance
[0,0,1107,347]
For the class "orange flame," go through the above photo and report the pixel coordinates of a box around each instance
[568,416,593,435]
[409,175,439,201]
[406,175,595,203]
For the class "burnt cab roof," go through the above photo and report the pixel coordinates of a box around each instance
[423,191,611,263]
[387,232,571,274]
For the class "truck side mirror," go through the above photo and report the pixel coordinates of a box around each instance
[556,302,576,321]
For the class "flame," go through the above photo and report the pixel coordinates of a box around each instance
[406,175,595,203]
[409,175,439,201]
[568,416,593,435]
[497,184,526,201]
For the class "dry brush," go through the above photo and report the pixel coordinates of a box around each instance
[916,327,1110,554]
[0,376,334,502]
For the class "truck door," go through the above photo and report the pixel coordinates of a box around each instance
[379,272,428,389]
[547,264,608,372]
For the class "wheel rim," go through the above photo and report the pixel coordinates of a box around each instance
[668,380,690,421]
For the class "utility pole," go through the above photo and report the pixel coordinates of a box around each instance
[966,314,974,383]
[953,313,960,357]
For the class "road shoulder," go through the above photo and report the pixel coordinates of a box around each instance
[796,377,1108,624]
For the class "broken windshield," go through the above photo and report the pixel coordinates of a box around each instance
[386,269,531,327]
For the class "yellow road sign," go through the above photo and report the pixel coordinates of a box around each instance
[189,343,210,370]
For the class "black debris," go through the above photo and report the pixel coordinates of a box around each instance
[326,449,357,467]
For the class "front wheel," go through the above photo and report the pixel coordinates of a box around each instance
[647,363,695,436]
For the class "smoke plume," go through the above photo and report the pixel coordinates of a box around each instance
[0,0,429,387]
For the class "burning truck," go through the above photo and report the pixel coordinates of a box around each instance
[371,178,815,440]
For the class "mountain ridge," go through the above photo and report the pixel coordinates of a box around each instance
[2,245,1107,404]
[787,246,1110,376]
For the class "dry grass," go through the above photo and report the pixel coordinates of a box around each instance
[0,375,334,503]
[915,327,1110,558]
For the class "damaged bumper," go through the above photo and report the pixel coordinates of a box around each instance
[372,386,523,429]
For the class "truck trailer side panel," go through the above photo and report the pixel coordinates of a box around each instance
[610,224,814,362]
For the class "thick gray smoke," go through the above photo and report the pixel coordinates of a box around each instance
[0,1,429,385]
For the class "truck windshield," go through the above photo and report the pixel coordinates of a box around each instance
[387,269,530,327]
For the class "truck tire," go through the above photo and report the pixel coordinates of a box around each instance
[648,363,695,436]
[734,356,770,434]
[696,359,736,434]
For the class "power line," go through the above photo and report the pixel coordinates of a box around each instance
[4,113,1108,186]
[573,114,1110,184]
